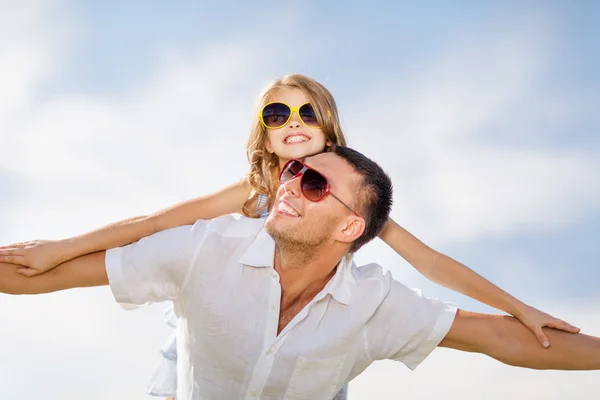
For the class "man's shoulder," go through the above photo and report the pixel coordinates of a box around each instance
[350,261,389,281]
[349,261,448,311]
[195,215,265,238]
[349,261,395,296]
[186,216,267,268]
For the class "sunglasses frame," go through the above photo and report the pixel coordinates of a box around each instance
[259,102,324,129]
[279,159,361,218]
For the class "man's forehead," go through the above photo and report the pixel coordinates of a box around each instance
[304,153,356,185]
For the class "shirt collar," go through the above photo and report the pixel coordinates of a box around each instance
[238,228,275,268]
[324,254,355,305]
[239,228,356,305]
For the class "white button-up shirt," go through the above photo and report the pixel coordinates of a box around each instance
[106,216,456,400]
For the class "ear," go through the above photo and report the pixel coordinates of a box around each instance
[265,138,275,154]
[336,217,365,246]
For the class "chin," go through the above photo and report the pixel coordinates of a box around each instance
[278,144,325,160]
[264,213,283,233]
[265,214,300,238]
[264,218,286,242]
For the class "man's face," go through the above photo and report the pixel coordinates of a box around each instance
[265,152,360,250]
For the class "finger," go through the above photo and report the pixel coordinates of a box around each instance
[16,267,42,277]
[558,319,581,332]
[534,328,550,348]
[0,248,25,256]
[0,242,28,249]
[0,254,26,264]
[547,319,580,333]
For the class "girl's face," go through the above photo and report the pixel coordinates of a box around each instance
[263,88,330,167]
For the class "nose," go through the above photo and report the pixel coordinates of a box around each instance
[288,111,302,128]
[282,173,302,198]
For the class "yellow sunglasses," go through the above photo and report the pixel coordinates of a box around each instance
[259,102,327,129]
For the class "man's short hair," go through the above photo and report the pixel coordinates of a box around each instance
[333,146,393,252]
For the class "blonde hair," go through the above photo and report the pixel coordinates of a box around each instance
[242,74,347,217]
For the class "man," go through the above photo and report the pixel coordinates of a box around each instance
[1,146,599,400]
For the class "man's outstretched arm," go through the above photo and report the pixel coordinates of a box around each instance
[0,251,108,295]
[440,310,600,370]
[2,221,210,306]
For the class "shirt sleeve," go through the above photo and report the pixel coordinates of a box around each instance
[367,273,457,370]
[105,219,208,309]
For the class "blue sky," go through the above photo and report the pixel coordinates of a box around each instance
[1,1,599,399]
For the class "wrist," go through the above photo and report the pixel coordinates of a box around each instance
[508,300,528,319]
[377,218,395,239]
[55,238,79,263]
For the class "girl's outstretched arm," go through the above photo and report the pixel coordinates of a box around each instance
[379,217,580,347]
[0,180,252,276]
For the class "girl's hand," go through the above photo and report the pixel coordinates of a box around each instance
[514,304,580,347]
[0,240,67,276]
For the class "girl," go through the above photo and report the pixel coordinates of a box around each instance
[0,74,578,400]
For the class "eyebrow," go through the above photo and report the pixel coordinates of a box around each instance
[304,159,338,188]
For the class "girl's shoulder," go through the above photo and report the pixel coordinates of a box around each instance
[256,193,270,218]
[256,192,269,206]
[241,175,272,219]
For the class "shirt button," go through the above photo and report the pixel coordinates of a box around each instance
[266,349,272,355]
[250,391,257,397]
[270,304,275,311]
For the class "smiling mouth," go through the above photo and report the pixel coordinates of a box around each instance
[284,134,310,144]
[276,201,301,217]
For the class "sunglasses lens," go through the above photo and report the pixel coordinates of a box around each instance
[301,168,328,201]
[262,103,290,128]
[299,103,320,127]
[280,160,304,183]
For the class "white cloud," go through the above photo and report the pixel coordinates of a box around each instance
[345,21,599,244]
[0,0,73,133]
[0,21,262,241]
[0,289,171,400]
[0,5,267,399]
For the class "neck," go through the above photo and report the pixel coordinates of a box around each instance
[278,157,290,169]
[273,241,346,301]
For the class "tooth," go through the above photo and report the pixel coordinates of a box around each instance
[286,136,308,144]
[278,202,299,216]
